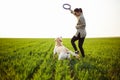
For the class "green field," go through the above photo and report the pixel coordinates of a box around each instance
[0,38,120,80]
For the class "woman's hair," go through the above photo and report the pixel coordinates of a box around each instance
[74,8,82,13]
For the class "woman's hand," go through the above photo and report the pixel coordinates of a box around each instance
[76,25,80,29]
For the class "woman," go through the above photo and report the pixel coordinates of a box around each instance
[70,8,86,57]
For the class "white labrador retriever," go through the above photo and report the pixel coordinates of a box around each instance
[53,37,80,60]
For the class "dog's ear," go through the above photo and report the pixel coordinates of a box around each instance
[55,37,59,41]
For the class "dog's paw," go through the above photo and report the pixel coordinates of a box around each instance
[76,54,80,59]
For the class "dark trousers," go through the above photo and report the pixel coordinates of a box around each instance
[71,33,85,57]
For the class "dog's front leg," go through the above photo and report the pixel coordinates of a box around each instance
[53,47,57,59]
[53,47,57,55]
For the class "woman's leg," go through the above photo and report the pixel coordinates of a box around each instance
[78,37,85,57]
[71,36,78,51]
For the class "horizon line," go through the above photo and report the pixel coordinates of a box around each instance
[0,36,120,39]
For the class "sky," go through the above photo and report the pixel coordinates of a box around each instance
[0,0,120,38]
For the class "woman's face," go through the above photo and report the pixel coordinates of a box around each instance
[75,12,81,16]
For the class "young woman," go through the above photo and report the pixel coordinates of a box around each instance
[70,8,86,57]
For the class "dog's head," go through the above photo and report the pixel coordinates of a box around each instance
[55,37,63,46]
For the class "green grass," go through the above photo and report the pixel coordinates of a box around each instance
[0,38,120,80]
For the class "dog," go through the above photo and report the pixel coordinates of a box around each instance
[53,37,80,60]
